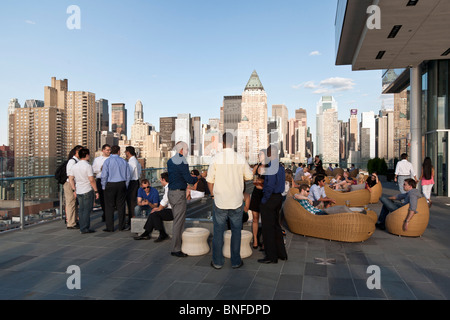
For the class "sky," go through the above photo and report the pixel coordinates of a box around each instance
[0,0,393,146]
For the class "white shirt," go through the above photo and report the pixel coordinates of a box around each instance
[395,159,416,177]
[206,148,253,210]
[70,160,94,195]
[160,184,172,209]
[92,155,109,179]
[128,156,142,181]
[66,157,79,182]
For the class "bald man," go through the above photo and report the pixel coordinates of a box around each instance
[167,141,198,257]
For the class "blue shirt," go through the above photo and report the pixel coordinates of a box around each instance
[167,153,198,190]
[261,162,285,204]
[137,187,160,206]
[101,154,131,190]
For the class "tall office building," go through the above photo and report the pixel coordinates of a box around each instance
[272,104,289,156]
[360,111,376,160]
[316,96,339,164]
[131,100,152,142]
[160,116,177,158]
[220,95,242,149]
[8,98,21,151]
[111,103,127,137]
[96,99,109,151]
[376,109,395,165]
[66,91,96,153]
[13,103,63,199]
[393,89,410,158]
[237,70,268,163]
[44,77,96,155]
[348,109,359,152]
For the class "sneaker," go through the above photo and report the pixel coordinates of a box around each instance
[210,261,223,270]
[232,261,244,269]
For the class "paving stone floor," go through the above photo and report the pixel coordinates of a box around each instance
[1,180,450,301]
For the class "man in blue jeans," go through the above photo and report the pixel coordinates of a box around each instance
[207,133,253,269]
[376,178,423,230]
[68,148,99,234]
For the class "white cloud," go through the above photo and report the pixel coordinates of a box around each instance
[309,51,321,56]
[292,80,318,90]
[293,77,355,95]
[319,77,355,92]
[25,20,36,25]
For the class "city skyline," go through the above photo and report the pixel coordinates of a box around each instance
[0,1,393,146]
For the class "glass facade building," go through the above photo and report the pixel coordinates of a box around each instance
[335,0,450,197]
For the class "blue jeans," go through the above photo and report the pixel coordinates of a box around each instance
[212,203,244,267]
[378,196,403,225]
[135,205,152,217]
[77,190,94,233]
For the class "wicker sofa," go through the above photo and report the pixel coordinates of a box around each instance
[324,185,371,207]
[385,197,430,237]
[283,188,376,242]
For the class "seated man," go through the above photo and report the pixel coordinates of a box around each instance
[376,178,423,231]
[308,174,336,208]
[134,179,160,217]
[294,184,353,215]
[134,172,173,242]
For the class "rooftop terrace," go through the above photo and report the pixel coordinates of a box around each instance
[1,178,449,305]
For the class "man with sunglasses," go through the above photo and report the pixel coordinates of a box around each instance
[134,179,160,217]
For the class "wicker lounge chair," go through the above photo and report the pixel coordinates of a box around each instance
[385,197,430,237]
[324,185,371,207]
[369,182,382,204]
[283,188,375,242]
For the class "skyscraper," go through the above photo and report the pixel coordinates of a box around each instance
[237,70,268,163]
[96,99,109,151]
[13,103,63,199]
[360,111,376,160]
[8,98,21,151]
[44,77,96,154]
[272,104,288,156]
[316,96,339,164]
[131,100,152,142]
[111,103,127,137]
[66,91,96,153]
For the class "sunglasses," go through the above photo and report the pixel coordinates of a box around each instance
[306,189,310,193]
[143,186,150,189]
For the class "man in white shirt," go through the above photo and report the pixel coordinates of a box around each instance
[126,146,142,229]
[92,144,111,222]
[394,153,418,194]
[308,174,336,208]
[64,145,83,229]
[207,132,253,269]
[134,172,173,242]
[69,148,99,234]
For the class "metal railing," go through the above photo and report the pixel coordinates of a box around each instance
[0,165,209,233]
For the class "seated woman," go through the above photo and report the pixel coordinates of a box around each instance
[366,172,379,192]
[294,184,353,215]
[329,173,343,190]
[334,171,353,191]
[186,169,207,200]
[350,173,370,192]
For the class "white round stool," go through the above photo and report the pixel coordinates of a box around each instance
[181,228,210,256]
[223,230,253,259]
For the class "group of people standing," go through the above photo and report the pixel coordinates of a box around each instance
[64,144,141,234]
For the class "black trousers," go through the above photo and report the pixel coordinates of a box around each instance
[104,181,127,231]
[144,209,174,235]
[126,180,140,224]
[260,193,287,261]
[96,179,106,220]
